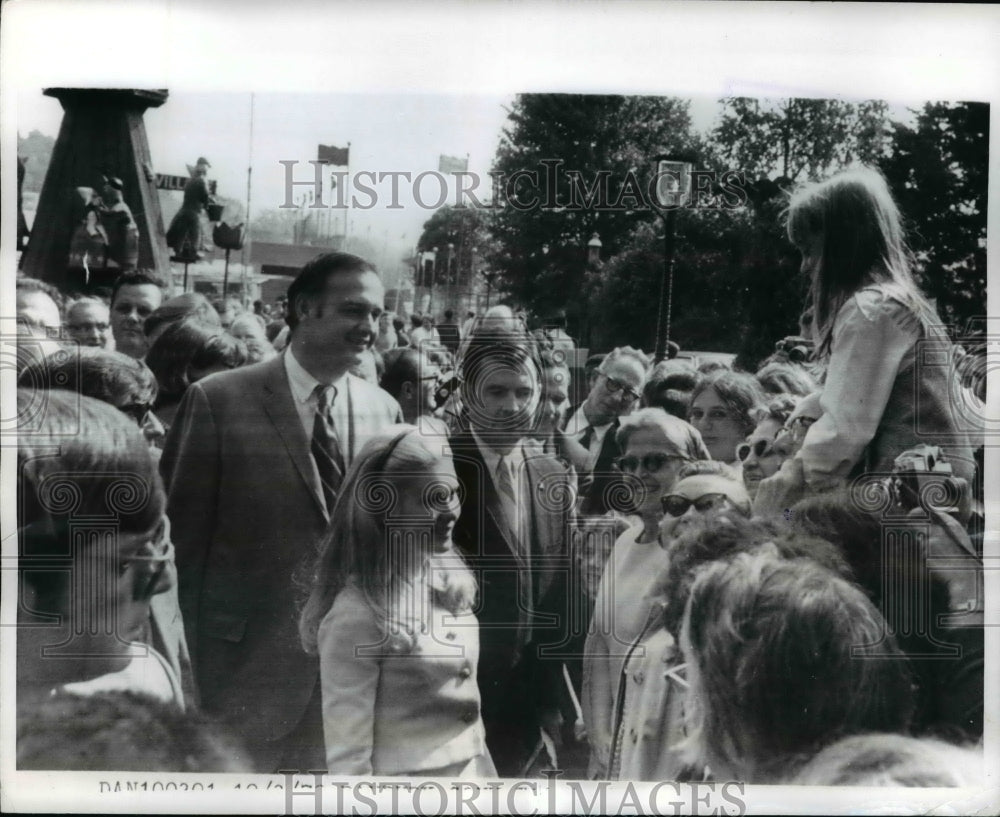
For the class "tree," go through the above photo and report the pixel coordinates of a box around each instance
[416,205,494,306]
[712,97,891,183]
[879,102,988,335]
[487,93,698,332]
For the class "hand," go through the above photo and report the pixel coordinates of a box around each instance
[753,457,808,520]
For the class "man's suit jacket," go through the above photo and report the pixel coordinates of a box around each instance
[160,353,401,749]
[448,431,574,773]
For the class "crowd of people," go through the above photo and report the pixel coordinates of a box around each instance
[15,166,987,786]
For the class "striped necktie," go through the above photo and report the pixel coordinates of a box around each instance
[312,384,345,514]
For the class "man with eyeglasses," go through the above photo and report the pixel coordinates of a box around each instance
[562,346,650,516]
[65,297,115,349]
[380,347,449,434]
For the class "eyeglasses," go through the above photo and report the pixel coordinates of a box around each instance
[660,492,732,518]
[68,322,111,333]
[118,517,173,592]
[602,375,639,404]
[614,452,688,473]
[118,402,152,427]
[736,437,776,462]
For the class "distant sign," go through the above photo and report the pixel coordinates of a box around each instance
[156,173,217,195]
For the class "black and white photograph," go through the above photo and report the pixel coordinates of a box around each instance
[2,2,997,814]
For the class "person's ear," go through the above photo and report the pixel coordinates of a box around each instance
[402,381,415,402]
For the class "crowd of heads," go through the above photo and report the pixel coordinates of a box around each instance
[12,166,986,786]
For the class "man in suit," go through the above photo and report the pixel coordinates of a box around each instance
[160,252,401,773]
[449,328,575,776]
[562,346,649,516]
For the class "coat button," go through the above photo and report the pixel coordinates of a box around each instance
[633,670,644,684]
[630,728,638,743]
[462,708,477,723]
[446,631,457,640]
[459,665,472,679]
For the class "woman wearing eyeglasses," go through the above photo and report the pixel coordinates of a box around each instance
[582,408,709,778]
[687,370,766,467]
[16,390,183,713]
[738,395,799,499]
[595,463,754,781]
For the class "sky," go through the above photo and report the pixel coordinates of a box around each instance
[14,88,733,274]
[3,2,997,283]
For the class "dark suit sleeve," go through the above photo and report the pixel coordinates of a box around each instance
[159,382,220,674]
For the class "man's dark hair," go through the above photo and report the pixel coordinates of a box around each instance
[18,347,158,407]
[444,309,454,321]
[110,270,163,306]
[284,252,376,333]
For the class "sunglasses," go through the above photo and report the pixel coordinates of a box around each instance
[603,375,640,404]
[660,492,732,518]
[118,402,152,427]
[736,437,776,462]
[614,452,688,473]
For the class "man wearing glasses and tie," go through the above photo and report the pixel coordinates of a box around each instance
[562,346,650,516]
[160,252,401,773]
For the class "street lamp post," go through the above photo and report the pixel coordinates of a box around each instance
[429,245,439,314]
[653,157,693,362]
[447,241,455,314]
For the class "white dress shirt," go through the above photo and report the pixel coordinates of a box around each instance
[284,347,349,457]
[565,404,613,471]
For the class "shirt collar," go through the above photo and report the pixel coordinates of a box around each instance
[285,347,347,405]
[472,430,525,475]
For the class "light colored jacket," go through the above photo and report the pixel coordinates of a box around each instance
[608,604,688,781]
[318,583,489,775]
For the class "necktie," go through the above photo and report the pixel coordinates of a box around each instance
[580,425,595,452]
[496,455,517,506]
[312,385,345,514]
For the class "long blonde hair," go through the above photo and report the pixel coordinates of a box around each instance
[786,166,939,358]
[298,425,475,655]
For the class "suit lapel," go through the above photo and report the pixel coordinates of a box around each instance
[260,355,329,520]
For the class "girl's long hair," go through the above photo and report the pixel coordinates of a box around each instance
[786,166,940,358]
[297,425,475,655]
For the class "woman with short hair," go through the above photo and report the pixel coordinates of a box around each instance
[582,408,709,778]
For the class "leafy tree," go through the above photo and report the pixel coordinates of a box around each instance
[487,93,698,332]
[712,97,890,183]
[879,102,988,335]
[416,205,495,307]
